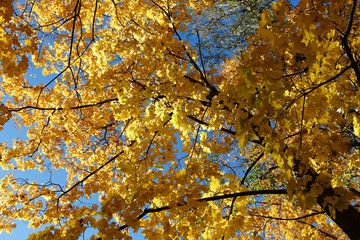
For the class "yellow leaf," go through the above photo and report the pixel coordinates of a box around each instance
[354,116,360,137]
[209,176,220,192]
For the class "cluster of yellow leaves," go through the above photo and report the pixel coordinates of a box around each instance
[237,0,358,195]
[217,0,360,238]
[0,0,360,239]
[0,104,11,130]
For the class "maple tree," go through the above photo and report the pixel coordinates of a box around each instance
[1,0,360,239]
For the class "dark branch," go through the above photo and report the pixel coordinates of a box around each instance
[344,0,358,39]
[9,98,118,112]
[118,189,287,231]
[57,150,124,200]
[187,115,236,135]
[298,220,338,239]
[282,65,352,114]
[199,189,286,202]
[227,151,265,218]
[249,211,325,221]
[339,0,360,84]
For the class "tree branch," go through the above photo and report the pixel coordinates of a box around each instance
[298,220,338,239]
[118,189,287,231]
[282,65,351,114]
[9,98,118,112]
[227,151,265,218]
[249,211,325,221]
[57,150,124,201]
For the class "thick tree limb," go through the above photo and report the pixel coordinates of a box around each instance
[118,189,287,231]
[316,185,360,240]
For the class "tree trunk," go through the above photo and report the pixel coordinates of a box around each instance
[317,187,360,240]
[294,162,360,239]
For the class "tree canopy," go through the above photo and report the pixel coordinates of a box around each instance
[1,0,360,239]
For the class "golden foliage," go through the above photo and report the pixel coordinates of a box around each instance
[0,0,360,239]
